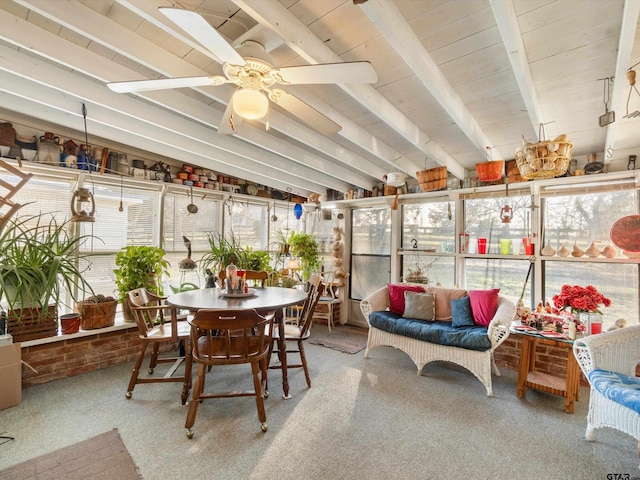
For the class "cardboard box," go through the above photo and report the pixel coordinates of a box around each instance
[0,343,21,410]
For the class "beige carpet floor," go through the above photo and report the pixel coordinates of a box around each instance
[0,428,142,480]
[1,324,639,479]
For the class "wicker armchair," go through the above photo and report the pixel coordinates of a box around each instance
[573,325,640,461]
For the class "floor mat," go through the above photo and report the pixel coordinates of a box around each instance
[310,326,368,354]
[0,428,142,480]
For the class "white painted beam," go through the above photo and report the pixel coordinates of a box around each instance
[604,0,640,163]
[3,4,375,189]
[359,0,501,163]
[232,0,466,180]
[0,43,343,193]
[491,0,544,132]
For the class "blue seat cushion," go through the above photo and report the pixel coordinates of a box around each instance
[369,311,491,351]
[588,369,640,414]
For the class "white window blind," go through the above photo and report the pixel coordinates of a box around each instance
[224,198,268,250]
[77,179,161,300]
[163,190,221,287]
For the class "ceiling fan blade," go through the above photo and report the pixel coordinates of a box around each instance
[269,89,341,136]
[273,61,377,85]
[218,96,243,135]
[159,8,246,66]
[107,76,225,93]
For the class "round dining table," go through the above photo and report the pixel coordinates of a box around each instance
[167,286,308,399]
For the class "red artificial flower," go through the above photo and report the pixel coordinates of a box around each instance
[551,284,611,315]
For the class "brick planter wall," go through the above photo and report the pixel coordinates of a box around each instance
[18,324,592,389]
[20,326,177,388]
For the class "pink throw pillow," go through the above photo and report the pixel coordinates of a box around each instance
[423,286,468,320]
[469,289,500,326]
[388,283,425,315]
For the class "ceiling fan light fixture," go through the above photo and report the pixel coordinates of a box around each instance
[232,88,269,120]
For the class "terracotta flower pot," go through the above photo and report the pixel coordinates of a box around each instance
[60,313,81,334]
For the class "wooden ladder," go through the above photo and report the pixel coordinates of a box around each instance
[0,158,33,230]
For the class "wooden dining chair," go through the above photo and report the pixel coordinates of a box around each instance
[126,288,192,405]
[268,282,325,389]
[185,308,274,438]
[244,270,269,287]
[218,269,269,288]
[313,271,342,332]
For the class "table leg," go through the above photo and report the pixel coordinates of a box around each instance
[181,337,193,405]
[276,308,291,399]
[517,335,533,399]
[564,347,580,414]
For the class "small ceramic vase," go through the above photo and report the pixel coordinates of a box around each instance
[557,242,570,257]
[541,242,556,256]
[601,243,617,258]
[571,242,584,257]
[585,241,600,258]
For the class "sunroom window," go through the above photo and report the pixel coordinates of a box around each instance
[350,206,391,301]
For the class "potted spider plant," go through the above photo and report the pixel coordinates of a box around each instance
[289,231,321,282]
[0,214,95,340]
[113,245,169,321]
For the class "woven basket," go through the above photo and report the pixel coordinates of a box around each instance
[505,160,525,183]
[416,166,447,184]
[419,178,447,192]
[383,185,397,196]
[75,300,117,330]
[476,160,504,182]
[515,140,573,180]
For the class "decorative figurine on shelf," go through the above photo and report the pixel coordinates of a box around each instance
[178,236,197,271]
[204,269,216,289]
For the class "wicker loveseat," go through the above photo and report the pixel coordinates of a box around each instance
[360,285,515,396]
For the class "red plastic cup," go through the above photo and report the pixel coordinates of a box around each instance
[477,238,487,254]
[522,237,535,256]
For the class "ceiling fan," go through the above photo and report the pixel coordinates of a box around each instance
[106,8,378,136]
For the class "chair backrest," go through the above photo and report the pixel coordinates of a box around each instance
[218,269,269,288]
[127,288,167,338]
[189,309,274,366]
[244,270,269,287]
[297,282,325,337]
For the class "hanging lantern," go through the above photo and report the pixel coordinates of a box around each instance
[499,183,513,223]
[500,204,513,223]
[70,187,96,222]
[293,203,303,220]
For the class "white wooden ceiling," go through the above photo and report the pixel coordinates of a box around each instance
[1,0,639,197]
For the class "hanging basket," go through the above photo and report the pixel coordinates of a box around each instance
[515,125,573,180]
